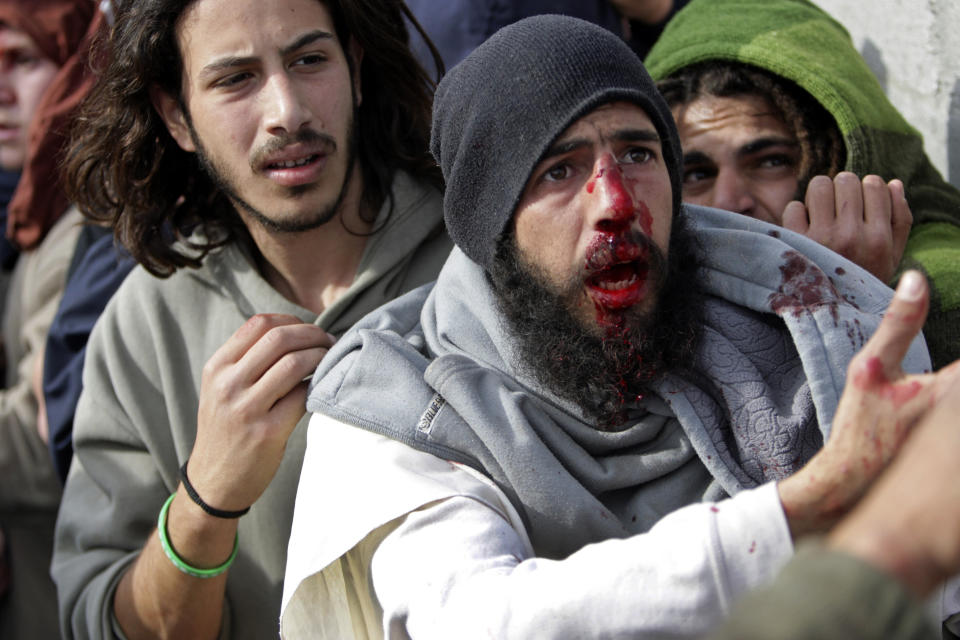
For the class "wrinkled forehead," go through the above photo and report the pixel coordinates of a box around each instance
[556,101,659,142]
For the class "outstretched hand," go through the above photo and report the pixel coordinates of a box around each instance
[782,172,912,283]
[829,370,960,597]
[778,270,960,537]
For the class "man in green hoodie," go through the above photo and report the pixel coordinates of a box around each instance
[645,0,960,369]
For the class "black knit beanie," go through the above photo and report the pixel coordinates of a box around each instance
[431,14,683,272]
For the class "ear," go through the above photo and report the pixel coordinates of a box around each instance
[348,37,363,107]
[149,84,196,152]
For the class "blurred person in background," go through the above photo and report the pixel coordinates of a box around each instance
[0,0,100,638]
[405,0,688,77]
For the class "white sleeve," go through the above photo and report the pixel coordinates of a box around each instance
[281,413,530,638]
[373,477,793,639]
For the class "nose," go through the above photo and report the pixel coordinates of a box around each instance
[711,168,756,215]
[588,154,635,233]
[0,65,15,105]
[0,80,13,105]
[261,72,312,134]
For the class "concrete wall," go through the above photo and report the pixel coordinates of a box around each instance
[813,0,960,189]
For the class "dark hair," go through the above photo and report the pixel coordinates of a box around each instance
[65,0,444,277]
[657,61,844,198]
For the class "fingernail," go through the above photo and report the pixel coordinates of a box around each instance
[896,270,924,301]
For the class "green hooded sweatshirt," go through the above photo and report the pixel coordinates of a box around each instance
[646,0,960,369]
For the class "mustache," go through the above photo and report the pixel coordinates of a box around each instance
[582,229,662,276]
[249,128,337,166]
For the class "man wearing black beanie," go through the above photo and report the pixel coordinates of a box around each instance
[280,14,960,639]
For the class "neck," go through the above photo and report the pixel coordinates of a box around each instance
[243,165,375,315]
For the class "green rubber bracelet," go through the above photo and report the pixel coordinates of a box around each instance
[157,493,239,579]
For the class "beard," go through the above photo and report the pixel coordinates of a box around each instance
[488,217,704,429]
[185,110,359,234]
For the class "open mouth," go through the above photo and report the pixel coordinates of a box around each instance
[260,150,328,188]
[265,154,320,170]
[583,231,654,310]
[586,260,650,309]
[588,262,640,291]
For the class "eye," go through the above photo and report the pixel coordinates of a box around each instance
[292,53,327,68]
[682,165,715,185]
[0,49,43,70]
[12,52,41,67]
[543,163,572,182]
[757,154,795,170]
[622,147,654,165]
[213,71,254,89]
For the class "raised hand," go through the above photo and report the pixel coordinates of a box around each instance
[782,172,912,282]
[778,270,960,537]
[828,370,960,596]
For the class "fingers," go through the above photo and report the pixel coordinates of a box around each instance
[207,313,308,369]
[822,172,862,254]
[237,320,334,385]
[190,317,333,510]
[794,173,909,282]
[801,175,836,246]
[802,173,862,253]
[861,175,891,227]
[781,200,809,234]
[251,344,328,413]
[849,270,928,386]
[887,179,913,263]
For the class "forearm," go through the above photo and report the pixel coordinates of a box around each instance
[373,483,792,639]
[114,490,236,640]
[708,544,938,640]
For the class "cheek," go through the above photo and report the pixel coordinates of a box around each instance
[681,189,711,206]
[20,67,59,115]
[629,173,673,247]
[514,204,581,276]
[757,176,800,221]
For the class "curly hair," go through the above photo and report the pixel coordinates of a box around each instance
[65,0,444,277]
[657,61,845,199]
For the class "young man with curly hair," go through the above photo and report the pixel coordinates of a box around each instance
[647,0,960,369]
[51,1,451,638]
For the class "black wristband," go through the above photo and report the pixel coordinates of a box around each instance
[178,460,250,519]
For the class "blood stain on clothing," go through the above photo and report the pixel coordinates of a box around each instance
[748,540,756,554]
[845,317,865,349]
[767,230,780,238]
[768,251,860,336]
[835,267,846,276]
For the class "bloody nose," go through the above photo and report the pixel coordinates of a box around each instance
[590,156,634,231]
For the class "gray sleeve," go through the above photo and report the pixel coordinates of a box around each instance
[52,389,171,639]
[50,280,182,640]
[707,544,938,640]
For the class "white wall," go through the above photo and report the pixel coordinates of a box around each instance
[813,0,960,189]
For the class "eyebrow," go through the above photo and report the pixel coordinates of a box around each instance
[682,137,799,166]
[541,128,661,161]
[682,150,712,165]
[739,136,798,157]
[199,30,335,78]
